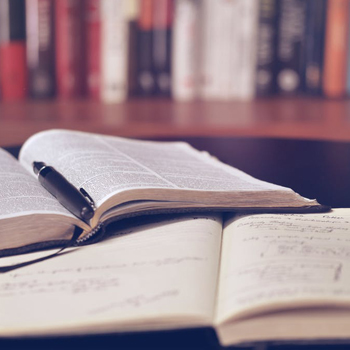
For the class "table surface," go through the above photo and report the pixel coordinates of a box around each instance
[3,136,350,350]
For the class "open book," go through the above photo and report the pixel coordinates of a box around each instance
[2,209,350,347]
[0,129,324,257]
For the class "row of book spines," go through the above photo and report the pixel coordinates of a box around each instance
[257,0,350,98]
[0,0,172,102]
[1,0,350,102]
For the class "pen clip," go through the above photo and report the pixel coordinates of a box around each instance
[80,188,96,209]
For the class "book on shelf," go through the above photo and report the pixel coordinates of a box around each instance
[275,0,307,95]
[54,0,85,98]
[255,0,278,96]
[0,129,326,259]
[303,0,327,95]
[25,0,56,99]
[136,0,156,96]
[2,206,350,347]
[0,0,27,101]
[100,0,129,103]
[171,0,201,101]
[152,0,173,97]
[323,0,350,98]
[84,0,101,100]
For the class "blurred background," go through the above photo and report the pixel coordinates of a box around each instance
[0,0,349,147]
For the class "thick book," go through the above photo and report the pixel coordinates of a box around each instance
[0,129,325,259]
[2,208,350,347]
[26,0,56,99]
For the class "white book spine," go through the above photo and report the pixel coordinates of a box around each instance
[233,0,259,100]
[171,0,201,101]
[100,0,129,103]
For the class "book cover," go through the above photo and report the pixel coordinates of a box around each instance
[54,0,85,99]
[26,0,55,99]
[136,0,156,96]
[84,0,101,100]
[303,0,327,95]
[323,0,349,98]
[255,0,278,96]
[152,0,173,97]
[276,0,307,95]
[0,0,27,101]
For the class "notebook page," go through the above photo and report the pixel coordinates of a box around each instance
[0,214,222,336]
[216,209,350,324]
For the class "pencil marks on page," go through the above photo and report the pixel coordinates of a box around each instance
[216,211,350,321]
[0,215,222,331]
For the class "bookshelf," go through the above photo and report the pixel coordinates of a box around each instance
[1,97,350,147]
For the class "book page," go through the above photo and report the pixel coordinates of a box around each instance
[19,130,294,208]
[0,214,222,336]
[0,149,73,220]
[216,209,350,324]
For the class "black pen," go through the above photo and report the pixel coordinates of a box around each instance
[33,161,95,222]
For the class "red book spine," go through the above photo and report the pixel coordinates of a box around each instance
[85,0,101,99]
[0,0,27,101]
[55,0,85,98]
[0,42,27,101]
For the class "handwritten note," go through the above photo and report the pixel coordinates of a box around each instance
[216,209,350,323]
[0,214,222,336]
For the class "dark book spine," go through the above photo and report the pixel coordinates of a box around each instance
[255,0,278,96]
[136,0,156,96]
[84,0,101,100]
[152,0,173,97]
[303,0,327,95]
[276,0,307,95]
[0,0,27,101]
[26,0,55,99]
[54,0,85,99]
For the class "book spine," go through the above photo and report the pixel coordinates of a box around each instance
[323,0,349,98]
[136,0,156,96]
[26,0,55,99]
[152,0,173,97]
[218,0,238,100]
[100,0,129,103]
[84,0,101,100]
[0,0,27,101]
[303,0,327,95]
[234,0,259,100]
[126,0,140,97]
[255,0,278,96]
[171,0,201,101]
[199,0,220,99]
[276,0,307,95]
[54,0,85,99]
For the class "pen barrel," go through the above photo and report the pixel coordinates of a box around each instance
[38,166,94,221]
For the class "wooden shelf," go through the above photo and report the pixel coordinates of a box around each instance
[1,97,350,146]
